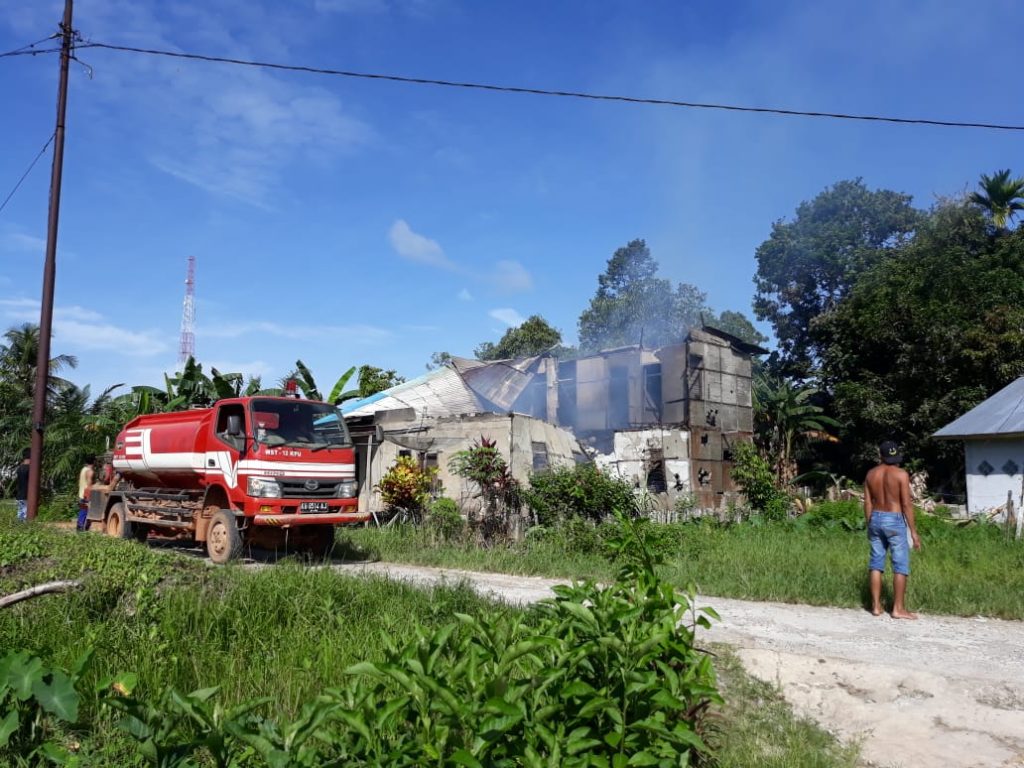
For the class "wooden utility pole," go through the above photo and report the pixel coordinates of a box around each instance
[26,0,74,520]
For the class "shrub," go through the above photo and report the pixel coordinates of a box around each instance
[525,463,634,525]
[730,442,791,521]
[449,437,521,540]
[107,515,722,766]
[376,456,436,516]
[427,497,464,543]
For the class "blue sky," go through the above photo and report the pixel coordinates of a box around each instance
[1,0,1022,396]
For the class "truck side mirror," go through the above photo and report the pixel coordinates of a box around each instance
[227,414,243,437]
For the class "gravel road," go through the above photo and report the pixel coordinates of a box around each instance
[332,562,1024,768]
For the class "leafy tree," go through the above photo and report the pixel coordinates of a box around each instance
[970,169,1024,229]
[578,239,709,352]
[426,351,453,371]
[753,374,839,484]
[816,200,1024,481]
[356,365,405,398]
[474,314,565,360]
[753,179,920,376]
[707,310,768,346]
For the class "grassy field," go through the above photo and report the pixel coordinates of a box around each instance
[343,505,1024,619]
[0,517,858,766]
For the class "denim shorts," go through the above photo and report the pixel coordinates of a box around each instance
[868,511,910,576]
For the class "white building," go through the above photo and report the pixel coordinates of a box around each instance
[934,377,1024,516]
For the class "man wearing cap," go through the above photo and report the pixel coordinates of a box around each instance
[863,441,922,619]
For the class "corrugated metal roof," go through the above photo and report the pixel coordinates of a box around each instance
[934,377,1024,439]
[461,356,544,410]
[341,367,483,419]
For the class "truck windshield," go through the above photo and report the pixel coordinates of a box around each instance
[250,399,352,449]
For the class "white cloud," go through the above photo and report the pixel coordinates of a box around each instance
[488,308,525,327]
[196,320,393,342]
[1,231,46,254]
[490,260,533,292]
[0,298,168,357]
[388,220,454,269]
[57,1,373,207]
[457,288,474,301]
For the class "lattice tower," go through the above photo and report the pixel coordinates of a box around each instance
[178,255,196,364]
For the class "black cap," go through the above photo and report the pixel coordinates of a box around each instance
[879,441,902,465]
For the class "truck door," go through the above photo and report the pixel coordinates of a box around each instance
[205,402,249,491]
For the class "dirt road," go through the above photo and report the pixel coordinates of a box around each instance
[334,562,1024,768]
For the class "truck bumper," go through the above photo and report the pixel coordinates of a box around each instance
[252,510,370,527]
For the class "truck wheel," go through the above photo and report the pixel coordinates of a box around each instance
[306,525,336,560]
[105,503,134,540]
[207,510,243,564]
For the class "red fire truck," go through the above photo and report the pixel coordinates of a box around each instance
[87,393,367,562]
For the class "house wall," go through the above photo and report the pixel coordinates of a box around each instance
[357,413,584,515]
[594,428,691,510]
[964,439,1024,516]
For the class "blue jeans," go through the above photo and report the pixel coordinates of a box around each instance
[16,499,27,521]
[868,511,910,576]
[77,498,89,531]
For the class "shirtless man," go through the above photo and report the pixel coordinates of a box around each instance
[863,441,922,619]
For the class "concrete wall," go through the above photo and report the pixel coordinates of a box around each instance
[964,439,1024,516]
[594,427,691,510]
[358,413,585,515]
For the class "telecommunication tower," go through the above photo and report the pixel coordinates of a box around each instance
[178,256,196,365]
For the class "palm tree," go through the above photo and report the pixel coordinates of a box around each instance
[0,323,77,402]
[753,374,840,485]
[970,169,1024,229]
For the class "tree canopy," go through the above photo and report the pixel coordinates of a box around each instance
[816,200,1024,479]
[753,179,920,376]
[357,365,405,397]
[577,239,709,352]
[475,315,565,361]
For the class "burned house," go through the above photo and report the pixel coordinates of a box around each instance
[343,326,761,514]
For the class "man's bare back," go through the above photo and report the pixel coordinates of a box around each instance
[864,464,911,515]
[863,445,922,619]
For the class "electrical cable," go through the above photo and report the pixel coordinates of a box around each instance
[0,133,55,215]
[74,40,1024,132]
[0,33,59,58]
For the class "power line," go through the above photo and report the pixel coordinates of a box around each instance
[0,133,55,215]
[73,39,1024,132]
[0,34,59,58]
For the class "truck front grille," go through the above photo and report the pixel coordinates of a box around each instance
[278,479,344,499]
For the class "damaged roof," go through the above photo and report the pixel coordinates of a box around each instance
[934,377,1024,439]
[341,366,482,419]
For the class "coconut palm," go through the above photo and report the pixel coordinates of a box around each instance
[970,169,1024,229]
[754,373,840,485]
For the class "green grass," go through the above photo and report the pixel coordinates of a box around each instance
[712,646,860,768]
[344,509,1024,619]
[0,518,859,766]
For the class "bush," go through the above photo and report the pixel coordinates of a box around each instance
[730,442,791,521]
[376,456,436,515]
[106,516,722,766]
[525,463,634,525]
[427,497,464,543]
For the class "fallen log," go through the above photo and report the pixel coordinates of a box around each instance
[0,580,82,609]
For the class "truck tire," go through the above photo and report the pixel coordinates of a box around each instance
[306,525,336,560]
[105,503,135,540]
[207,509,243,564]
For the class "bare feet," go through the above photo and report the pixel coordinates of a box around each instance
[891,610,918,620]
[871,606,884,617]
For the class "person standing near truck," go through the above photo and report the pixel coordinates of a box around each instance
[15,449,30,521]
[863,441,922,619]
[76,455,95,531]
